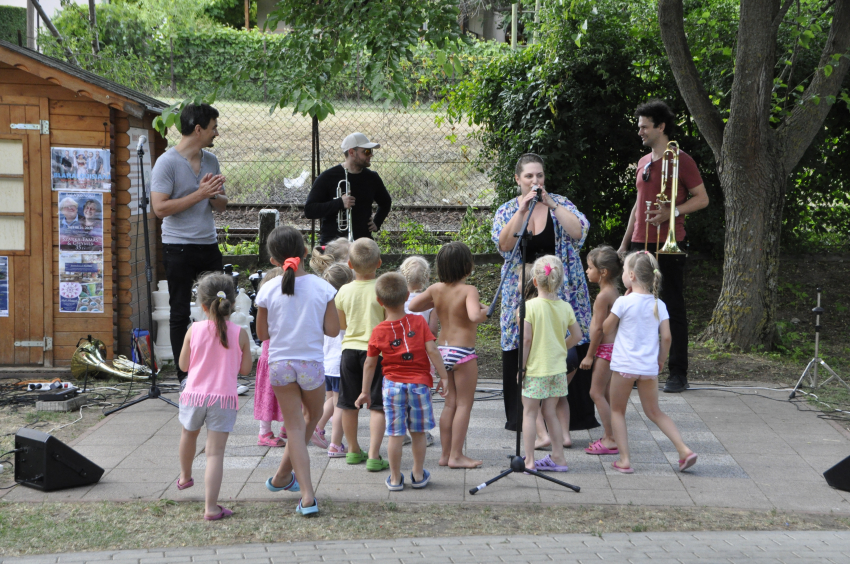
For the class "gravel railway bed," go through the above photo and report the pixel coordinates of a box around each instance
[215,204,491,233]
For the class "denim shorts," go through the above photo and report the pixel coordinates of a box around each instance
[382,380,435,436]
[325,375,341,393]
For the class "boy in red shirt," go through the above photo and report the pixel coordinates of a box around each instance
[356,272,448,491]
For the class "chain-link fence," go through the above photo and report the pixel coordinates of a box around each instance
[163,98,493,209]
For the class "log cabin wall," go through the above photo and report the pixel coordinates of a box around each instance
[0,51,165,367]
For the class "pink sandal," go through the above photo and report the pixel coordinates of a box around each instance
[611,461,634,474]
[258,432,285,447]
[176,477,194,490]
[585,439,619,455]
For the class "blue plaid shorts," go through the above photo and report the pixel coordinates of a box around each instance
[382,380,435,436]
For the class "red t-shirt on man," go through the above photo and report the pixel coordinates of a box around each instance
[367,314,435,387]
[632,149,703,243]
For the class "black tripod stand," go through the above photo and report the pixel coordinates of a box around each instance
[469,187,579,495]
[105,137,178,416]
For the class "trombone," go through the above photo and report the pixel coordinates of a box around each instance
[337,168,354,242]
[657,141,685,256]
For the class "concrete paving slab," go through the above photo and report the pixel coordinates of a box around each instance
[613,488,694,506]
[5,380,845,515]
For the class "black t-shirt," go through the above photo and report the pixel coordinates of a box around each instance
[304,164,393,245]
[524,212,556,263]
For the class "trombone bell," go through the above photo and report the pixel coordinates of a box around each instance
[658,141,686,256]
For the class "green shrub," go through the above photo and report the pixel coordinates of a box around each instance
[0,6,26,45]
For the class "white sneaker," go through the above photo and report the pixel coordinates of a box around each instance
[237,385,249,395]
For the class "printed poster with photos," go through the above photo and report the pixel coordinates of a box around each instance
[59,253,104,313]
[51,147,111,192]
[0,256,8,317]
[59,192,104,252]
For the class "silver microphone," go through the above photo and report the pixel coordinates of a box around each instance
[136,135,147,152]
[532,184,542,199]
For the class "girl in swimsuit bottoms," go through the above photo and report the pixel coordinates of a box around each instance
[408,242,488,469]
[580,246,622,455]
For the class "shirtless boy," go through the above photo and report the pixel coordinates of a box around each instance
[409,242,488,468]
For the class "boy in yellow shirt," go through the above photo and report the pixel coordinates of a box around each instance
[335,238,387,470]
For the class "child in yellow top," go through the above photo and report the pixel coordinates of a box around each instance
[520,255,582,473]
[334,238,388,470]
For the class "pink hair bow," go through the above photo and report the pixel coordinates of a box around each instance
[544,264,552,276]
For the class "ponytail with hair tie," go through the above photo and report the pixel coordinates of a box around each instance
[216,291,226,302]
[283,257,300,271]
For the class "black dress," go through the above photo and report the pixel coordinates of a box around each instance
[502,212,599,433]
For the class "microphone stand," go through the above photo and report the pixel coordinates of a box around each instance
[470,187,579,495]
[105,139,178,416]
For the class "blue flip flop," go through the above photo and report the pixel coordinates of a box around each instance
[411,469,431,489]
[266,471,300,492]
[386,474,404,492]
[296,497,319,516]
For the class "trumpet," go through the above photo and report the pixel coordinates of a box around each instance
[657,141,685,256]
[336,169,354,242]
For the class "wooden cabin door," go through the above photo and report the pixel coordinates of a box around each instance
[0,101,51,366]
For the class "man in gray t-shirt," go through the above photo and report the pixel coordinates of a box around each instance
[151,103,227,382]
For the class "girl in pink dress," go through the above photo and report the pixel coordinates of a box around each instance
[254,268,286,446]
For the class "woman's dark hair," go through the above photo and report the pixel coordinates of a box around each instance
[436,241,474,284]
[514,153,544,176]
[180,103,219,136]
[635,100,676,139]
[588,245,622,285]
[266,225,306,295]
[195,272,235,348]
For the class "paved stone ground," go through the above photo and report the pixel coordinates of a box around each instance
[3,382,850,514]
[3,531,850,563]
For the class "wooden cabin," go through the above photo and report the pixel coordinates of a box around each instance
[0,40,168,368]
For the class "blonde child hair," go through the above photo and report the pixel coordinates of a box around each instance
[530,255,564,294]
[322,262,354,290]
[310,238,351,275]
[624,251,662,319]
[195,273,236,348]
[399,256,430,291]
[348,238,381,274]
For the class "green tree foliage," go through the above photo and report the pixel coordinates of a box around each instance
[251,0,467,119]
[443,0,849,255]
[203,0,257,30]
[443,0,723,253]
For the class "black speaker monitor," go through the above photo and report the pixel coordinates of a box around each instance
[823,455,850,493]
[14,428,104,491]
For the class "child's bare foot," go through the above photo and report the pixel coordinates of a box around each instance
[563,435,572,449]
[534,438,552,450]
[447,455,483,468]
[438,456,449,466]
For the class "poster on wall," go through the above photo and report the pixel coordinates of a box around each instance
[51,147,111,192]
[127,128,152,216]
[0,256,8,317]
[59,253,104,313]
[58,192,104,252]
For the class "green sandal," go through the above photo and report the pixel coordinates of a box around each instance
[366,456,390,472]
[346,451,368,465]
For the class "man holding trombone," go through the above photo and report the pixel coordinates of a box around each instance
[617,100,709,393]
[305,132,393,245]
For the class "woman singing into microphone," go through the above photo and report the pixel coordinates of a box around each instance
[491,153,597,436]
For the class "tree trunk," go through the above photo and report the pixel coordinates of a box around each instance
[88,0,99,54]
[702,146,786,349]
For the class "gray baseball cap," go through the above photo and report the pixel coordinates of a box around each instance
[341,132,381,151]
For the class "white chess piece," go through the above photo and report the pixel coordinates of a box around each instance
[151,280,173,361]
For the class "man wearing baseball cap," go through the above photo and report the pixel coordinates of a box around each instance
[305,132,393,245]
